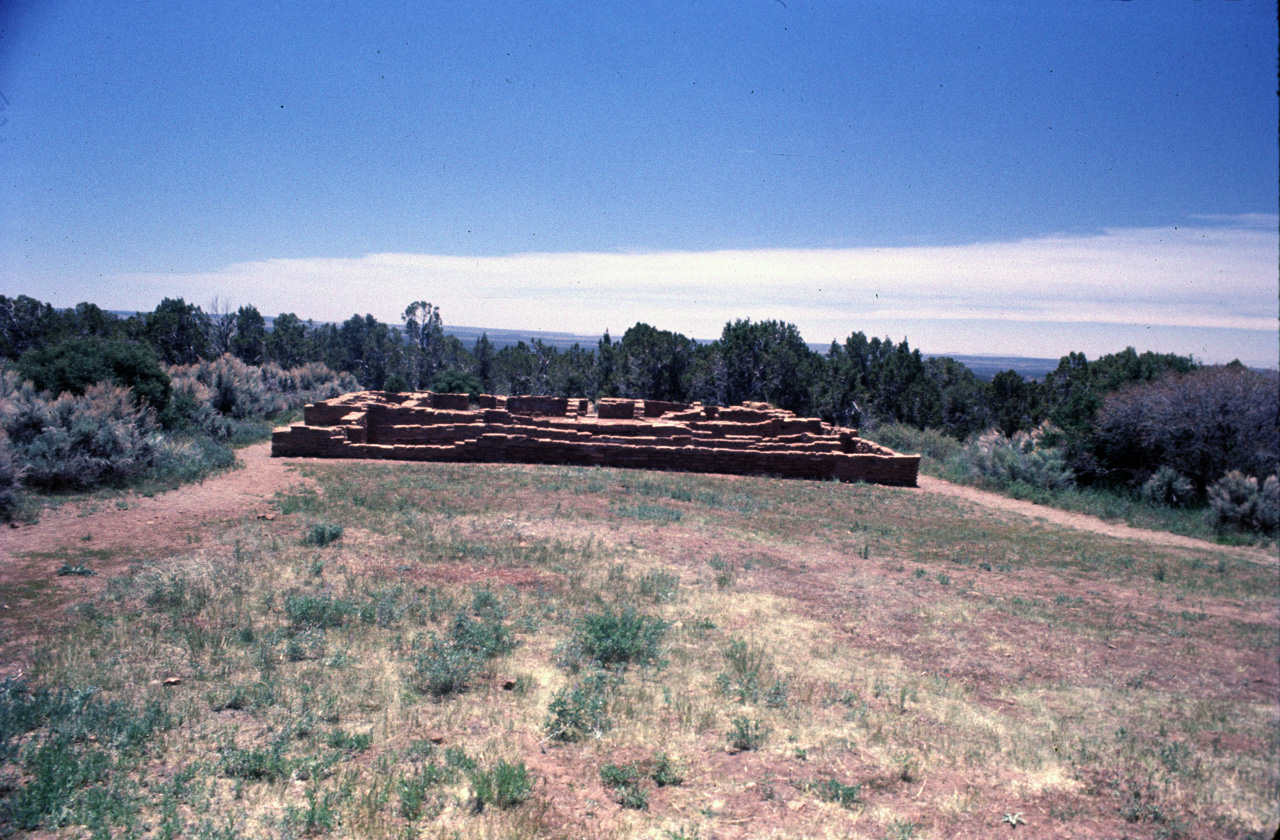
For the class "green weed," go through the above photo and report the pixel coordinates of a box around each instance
[566,607,668,670]
[302,523,344,547]
[545,671,616,742]
[727,717,769,751]
[601,762,648,810]
[814,777,862,809]
[471,759,533,811]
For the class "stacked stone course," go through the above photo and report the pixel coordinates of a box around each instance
[272,391,919,487]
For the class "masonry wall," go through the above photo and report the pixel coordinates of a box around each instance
[273,391,920,487]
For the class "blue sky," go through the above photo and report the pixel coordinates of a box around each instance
[2,1,1276,365]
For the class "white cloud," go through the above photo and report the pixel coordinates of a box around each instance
[37,216,1280,366]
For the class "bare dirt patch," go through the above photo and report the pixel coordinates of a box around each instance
[0,443,315,676]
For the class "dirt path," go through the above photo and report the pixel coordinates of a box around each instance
[0,444,318,677]
[0,443,309,565]
[916,475,1277,565]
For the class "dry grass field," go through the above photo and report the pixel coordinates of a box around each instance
[0,449,1276,839]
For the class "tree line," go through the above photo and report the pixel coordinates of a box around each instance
[2,293,1274,504]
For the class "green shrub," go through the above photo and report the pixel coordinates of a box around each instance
[431,369,482,399]
[763,678,790,709]
[599,762,639,789]
[449,611,515,660]
[0,430,26,521]
[1209,471,1279,534]
[408,606,515,698]
[56,563,95,577]
[942,426,1074,493]
[302,523,344,547]
[865,422,963,461]
[545,671,616,742]
[470,585,505,618]
[1140,466,1196,508]
[568,608,668,670]
[220,742,290,781]
[0,684,169,830]
[471,759,532,810]
[814,778,862,808]
[726,716,768,751]
[411,637,479,698]
[18,336,171,412]
[7,736,110,829]
[6,383,157,491]
[0,679,50,759]
[600,762,648,810]
[650,752,685,787]
[383,373,410,393]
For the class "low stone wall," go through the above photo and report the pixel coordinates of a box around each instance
[273,391,920,487]
[596,398,637,419]
[506,396,570,416]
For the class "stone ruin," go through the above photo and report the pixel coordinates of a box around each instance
[271,391,920,487]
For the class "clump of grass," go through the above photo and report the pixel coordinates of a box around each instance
[716,638,788,708]
[285,592,354,629]
[471,759,533,811]
[637,569,681,603]
[287,783,337,835]
[222,743,290,781]
[143,434,238,491]
[302,523,344,547]
[613,502,683,523]
[326,728,372,752]
[863,422,963,462]
[814,777,862,809]
[398,762,452,821]
[707,555,737,589]
[716,638,769,704]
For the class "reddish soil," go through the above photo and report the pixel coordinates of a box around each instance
[0,445,318,677]
[1,444,1272,680]
[0,445,1276,838]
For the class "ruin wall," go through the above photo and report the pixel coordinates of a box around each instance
[272,391,920,487]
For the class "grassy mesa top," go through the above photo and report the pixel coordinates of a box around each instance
[272,392,920,486]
